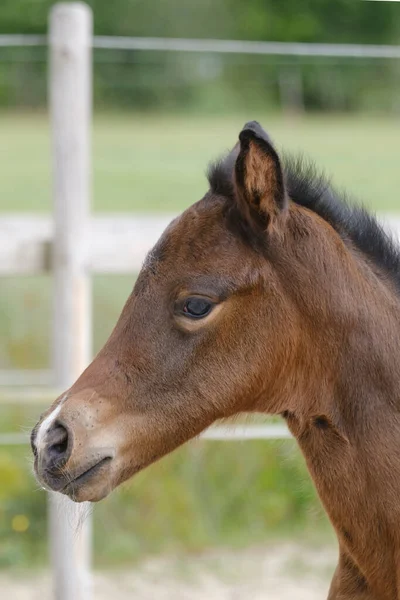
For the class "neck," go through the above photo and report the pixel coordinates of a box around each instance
[262,206,400,597]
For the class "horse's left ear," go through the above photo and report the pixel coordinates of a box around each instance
[234,121,287,231]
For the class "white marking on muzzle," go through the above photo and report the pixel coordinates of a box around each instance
[36,395,68,451]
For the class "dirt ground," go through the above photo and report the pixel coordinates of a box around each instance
[0,542,337,599]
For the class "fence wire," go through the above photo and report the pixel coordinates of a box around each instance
[0,34,399,58]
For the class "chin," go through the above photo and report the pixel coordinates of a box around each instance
[61,484,111,503]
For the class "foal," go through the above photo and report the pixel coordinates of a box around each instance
[32,121,400,599]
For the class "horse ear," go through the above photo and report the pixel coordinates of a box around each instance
[234,121,287,231]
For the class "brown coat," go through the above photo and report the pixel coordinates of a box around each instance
[32,121,400,599]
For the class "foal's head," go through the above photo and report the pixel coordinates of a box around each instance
[31,121,358,502]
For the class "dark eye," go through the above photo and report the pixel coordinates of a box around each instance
[182,297,213,319]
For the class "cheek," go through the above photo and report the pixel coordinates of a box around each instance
[183,319,263,403]
[200,300,287,386]
[156,330,199,380]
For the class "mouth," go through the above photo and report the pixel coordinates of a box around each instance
[60,456,113,497]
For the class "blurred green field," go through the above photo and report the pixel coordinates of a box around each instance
[0,111,398,567]
[1,112,399,213]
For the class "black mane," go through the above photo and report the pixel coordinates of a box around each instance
[208,154,400,292]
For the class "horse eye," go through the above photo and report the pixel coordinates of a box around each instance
[182,298,213,319]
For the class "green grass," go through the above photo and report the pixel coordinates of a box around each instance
[0,112,399,213]
[1,111,398,567]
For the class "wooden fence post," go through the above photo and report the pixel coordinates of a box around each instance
[49,3,93,600]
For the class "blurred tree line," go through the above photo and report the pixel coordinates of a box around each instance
[0,0,399,113]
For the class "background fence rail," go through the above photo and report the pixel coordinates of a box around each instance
[2,213,400,275]
[0,424,293,447]
[0,33,399,58]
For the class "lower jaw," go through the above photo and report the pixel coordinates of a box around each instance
[61,475,113,502]
[63,461,147,502]
[62,484,111,503]
[60,458,114,502]
[58,455,162,502]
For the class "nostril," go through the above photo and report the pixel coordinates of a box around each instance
[46,422,71,467]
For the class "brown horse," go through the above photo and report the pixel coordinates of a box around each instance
[32,121,400,599]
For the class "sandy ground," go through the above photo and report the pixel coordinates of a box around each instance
[0,542,337,600]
